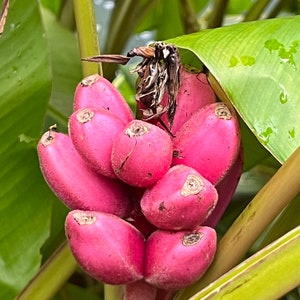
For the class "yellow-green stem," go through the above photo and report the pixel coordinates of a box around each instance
[242,0,270,21]
[189,226,300,300]
[175,146,300,300]
[73,0,102,77]
[15,241,77,300]
[104,284,124,300]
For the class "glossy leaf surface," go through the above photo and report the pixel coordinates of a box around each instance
[168,16,300,163]
[0,1,53,298]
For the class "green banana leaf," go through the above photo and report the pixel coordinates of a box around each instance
[168,16,300,164]
[0,0,82,298]
[1,1,299,298]
[0,1,52,298]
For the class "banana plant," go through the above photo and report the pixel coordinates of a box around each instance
[0,0,299,299]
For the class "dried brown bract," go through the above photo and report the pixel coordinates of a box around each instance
[82,42,181,134]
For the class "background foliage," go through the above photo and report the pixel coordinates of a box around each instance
[0,0,299,299]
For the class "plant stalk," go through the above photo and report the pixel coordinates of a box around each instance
[202,0,230,28]
[175,146,300,299]
[104,284,124,300]
[260,0,285,19]
[242,0,271,21]
[73,0,102,77]
[15,240,77,300]
[189,226,300,300]
[179,0,199,33]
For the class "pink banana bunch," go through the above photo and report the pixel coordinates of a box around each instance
[37,65,242,298]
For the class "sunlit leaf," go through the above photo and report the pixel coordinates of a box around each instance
[168,16,300,163]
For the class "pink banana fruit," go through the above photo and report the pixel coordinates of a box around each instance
[74,74,134,123]
[65,210,145,285]
[140,165,218,230]
[111,120,173,187]
[203,148,243,227]
[173,102,241,185]
[69,107,127,178]
[160,67,216,134]
[144,226,217,290]
[37,129,132,217]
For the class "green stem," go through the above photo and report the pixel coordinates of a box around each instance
[242,0,271,22]
[73,0,102,77]
[104,284,124,300]
[175,146,300,300]
[254,193,300,251]
[188,226,300,300]
[15,240,77,300]
[179,0,199,33]
[201,0,230,28]
[262,0,285,19]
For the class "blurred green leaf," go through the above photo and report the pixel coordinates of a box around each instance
[240,118,271,170]
[136,0,185,40]
[190,0,210,13]
[41,6,82,129]
[253,193,300,252]
[168,16,300,163]
[39,3,83,262]
[113,67,137,114]
[0,0,54,298]
[53,283,102,300]
[227,0,252,14]
[40,0,62,16]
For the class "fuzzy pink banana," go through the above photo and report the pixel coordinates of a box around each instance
[123,280,157,300]
[111,120,173,187]
[144,226,217,290]
[65,210,145,285]
[74,74,134,123]
[37,130,132,217]
[69,107,127,178]
[173,102,241,185]
[160,67,216,134]
[203,148,243,227]
[141,165,218,230]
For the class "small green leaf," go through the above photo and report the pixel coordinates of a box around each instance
[168,16,300,163]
